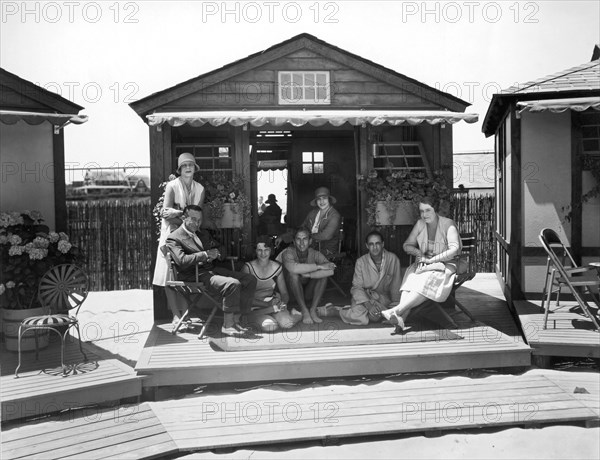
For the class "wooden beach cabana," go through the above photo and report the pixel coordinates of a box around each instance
[129,32,478,319]
[482,45,600,361]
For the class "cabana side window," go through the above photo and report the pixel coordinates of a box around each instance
[278,71,330,105]
[174,144,233,181]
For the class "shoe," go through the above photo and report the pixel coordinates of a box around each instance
[221,324,249,337]
[221,325,246,337]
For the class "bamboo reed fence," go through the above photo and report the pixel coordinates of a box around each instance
[67,193,496,290]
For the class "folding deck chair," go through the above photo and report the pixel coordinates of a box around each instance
[161,246,221,338]
[538,228,600,331]
[319,217,347,297]
[405,233,478,329]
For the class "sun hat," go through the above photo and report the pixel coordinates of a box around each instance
[310,186,336,206]
[265,194,278,204]
[177,152,200,173]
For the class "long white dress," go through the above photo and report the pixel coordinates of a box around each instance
[152,178,204,287]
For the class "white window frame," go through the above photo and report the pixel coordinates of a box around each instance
[278,71,331,105]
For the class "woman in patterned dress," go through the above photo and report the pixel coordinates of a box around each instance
[381,196,461,331]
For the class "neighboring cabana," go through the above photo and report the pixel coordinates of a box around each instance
[482,45,600,303]
[129,33,477,318]
[0,68,88,230]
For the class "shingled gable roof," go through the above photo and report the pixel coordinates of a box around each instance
[482,55,600,136]
[0,67,84,113]
[130,33,470,119]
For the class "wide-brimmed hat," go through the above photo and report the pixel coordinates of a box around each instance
[310,186,337,206]
[265,194,278,204]
[177,152,200,173]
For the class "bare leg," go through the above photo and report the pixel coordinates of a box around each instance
[287,273,313,324]
[381,290,428,324]
[307,278,326,323]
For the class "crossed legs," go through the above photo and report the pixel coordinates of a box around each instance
[286,273,326,324]
[381,290,428,329]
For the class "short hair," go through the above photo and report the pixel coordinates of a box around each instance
[294,226,312,239]
[255,235,274,249]
[365,230,384,243]
[419,195,440,212]
[183,204,203,215]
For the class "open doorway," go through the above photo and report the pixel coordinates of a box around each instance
[257,167,288,223]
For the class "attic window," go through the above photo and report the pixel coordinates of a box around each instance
[278,71,330,105]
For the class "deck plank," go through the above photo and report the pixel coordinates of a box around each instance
[1,403,178,460]
[514,300,600,358]
[148,372,599,452]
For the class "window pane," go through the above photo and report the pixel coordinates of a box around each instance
[302,152,313,162]
[305,87,316,100]
[317,86,328,100]
[280,73,291,85]
[316,73,327,85]
[282,86,291,101]
[313,152,323,162]
[314,164,324,174]
[292,73,303,86]
[303,164,313,174]
[218,147,230,157]
[304,73,315,86]
[292,85,302,101]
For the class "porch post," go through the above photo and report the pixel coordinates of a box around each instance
[570,112,583,264]
[150,124,172,320]
[509,107,524,303]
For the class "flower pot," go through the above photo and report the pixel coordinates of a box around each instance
[2,307,50,352]
[375,201,417,226]
[219,203,243,228]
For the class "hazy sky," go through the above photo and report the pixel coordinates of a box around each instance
[2,0,599,180]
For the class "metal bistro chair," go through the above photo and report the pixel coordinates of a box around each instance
[15,264,89,378]
[538,228,600,331]
[161,246,221,338]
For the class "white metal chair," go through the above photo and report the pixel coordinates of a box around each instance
[539,228,599,331]
[15,264,89,377]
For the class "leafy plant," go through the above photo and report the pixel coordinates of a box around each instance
[357,169,452,226]
[202,172,251,227]
[0,211,83,309]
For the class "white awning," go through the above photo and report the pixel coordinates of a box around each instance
[147,110,478,128]
[0,110,88,129]
[517,97,600,116]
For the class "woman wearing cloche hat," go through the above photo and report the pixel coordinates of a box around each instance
[153,152,206,326]
[301,186,342,257]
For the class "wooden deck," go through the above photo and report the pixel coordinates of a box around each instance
[1,403,178,460]
[3,369,597,458]
[514,299,600,359]
[135,274,531,390]
[1,335,143,423]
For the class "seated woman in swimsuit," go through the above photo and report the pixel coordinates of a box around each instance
[241,236,302,332]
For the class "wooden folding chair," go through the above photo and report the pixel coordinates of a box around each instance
[445,232,478,322]
[538,228,600,331]
[319,217,347,297]
[407,233,478,326]
[161,246,221,339]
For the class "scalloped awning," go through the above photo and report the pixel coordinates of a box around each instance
[0,110,88,129]
[517,97,600,116]
[147,110,478,128]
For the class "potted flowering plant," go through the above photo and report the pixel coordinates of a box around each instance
[0,210,82,350]
[202,172,251,228]
[357,169,452,226]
